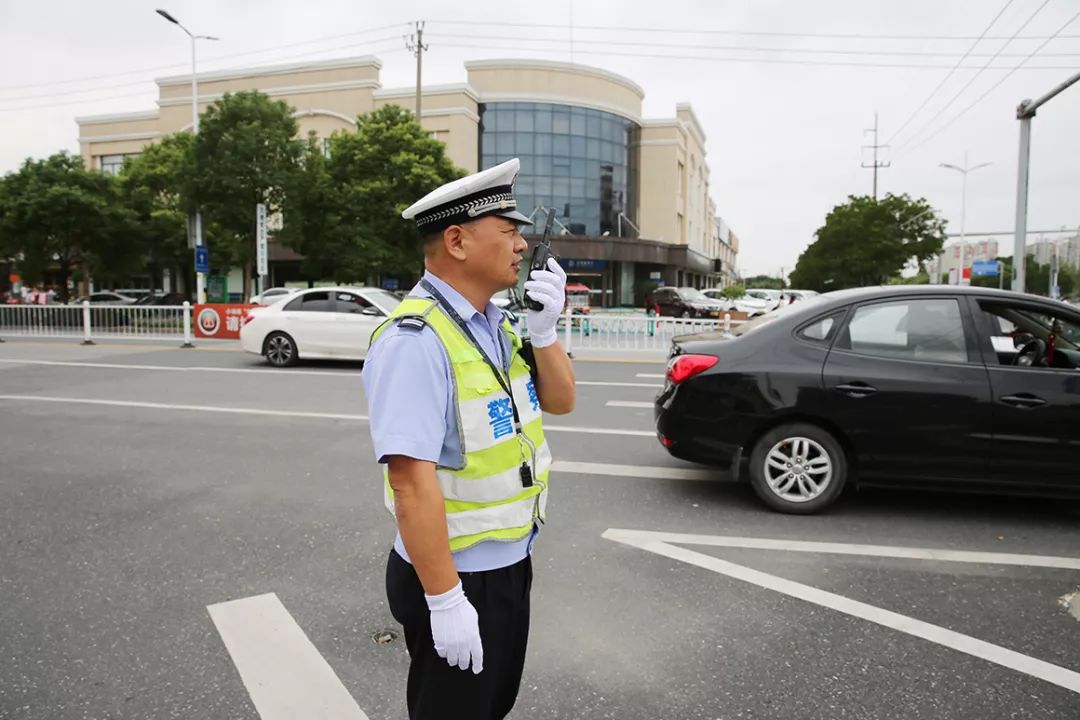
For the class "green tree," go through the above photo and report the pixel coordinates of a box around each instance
[279,105,463,283]
[0,152,126,301]
[192,91,300,300]
[790,194,946,292]
[118,132,196,295]
[721,284,746,299]
[741,274,785,290]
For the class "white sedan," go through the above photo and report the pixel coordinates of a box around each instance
[240,286,402,366]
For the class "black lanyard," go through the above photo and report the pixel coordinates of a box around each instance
[419,279,523,433]
[419,279,535,488]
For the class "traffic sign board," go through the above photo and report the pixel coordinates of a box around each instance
[971,261,999,277]
[195,246,209,275]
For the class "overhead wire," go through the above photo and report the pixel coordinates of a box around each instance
[0,21,411,94]
[896,0,1053,150]
[427,38,1076,72]
[885,0,1016,145]
[0,40,407,112]
[907,6,1080,153]
[426,18,1080,42]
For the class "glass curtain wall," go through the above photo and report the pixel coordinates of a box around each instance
[479,102,637,236]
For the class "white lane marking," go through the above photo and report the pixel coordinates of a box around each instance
[0,395,369,422]
[604,529,1080,695]
[0,359,664,387]
[576,380,662,388]
[601,529,1080,571]
[635,373,666,379]
[208,593,369,720]
[0,395,653,437]
[606,400,654,409]
[553,462,713,481]
[0,358,353,378]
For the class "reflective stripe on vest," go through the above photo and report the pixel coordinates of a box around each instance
[370,296,549,553]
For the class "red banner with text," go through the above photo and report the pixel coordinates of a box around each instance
[194,304,257,340]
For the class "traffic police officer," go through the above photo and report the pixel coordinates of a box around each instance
[362,158,575,719]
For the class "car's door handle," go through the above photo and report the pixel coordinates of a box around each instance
[834,382,877,398]
[999,393,1047,409]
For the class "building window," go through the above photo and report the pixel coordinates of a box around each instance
[676,160,684,197]
[478,101,637,236]
[98,153,139,176]
[677,212,685,244]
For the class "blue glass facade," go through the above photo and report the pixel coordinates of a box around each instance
[479,102,637,236]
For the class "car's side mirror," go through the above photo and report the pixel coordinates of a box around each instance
[360,306,383,316]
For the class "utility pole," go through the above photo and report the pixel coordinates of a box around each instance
[862,112,891,200]
[406,22,428,121]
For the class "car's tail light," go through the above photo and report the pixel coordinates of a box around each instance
[666,354,718,385]
[242,312,256,326]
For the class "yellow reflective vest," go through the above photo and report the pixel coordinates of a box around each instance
[370,297,550,552]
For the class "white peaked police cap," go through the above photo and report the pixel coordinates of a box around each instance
[401,157,533,233]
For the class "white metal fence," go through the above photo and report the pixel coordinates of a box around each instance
[0,302,194,345]
[520,311,744,353]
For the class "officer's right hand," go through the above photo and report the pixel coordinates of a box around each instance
[425,581,484,674]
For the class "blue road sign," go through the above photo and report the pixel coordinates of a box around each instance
[971,260,999,277]
[195,246,209,274]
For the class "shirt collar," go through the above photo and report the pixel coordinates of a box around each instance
[417,271,501,326]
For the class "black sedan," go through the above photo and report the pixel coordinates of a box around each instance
[655,285,1080,513]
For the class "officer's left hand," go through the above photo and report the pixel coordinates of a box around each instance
[523,257,566,349]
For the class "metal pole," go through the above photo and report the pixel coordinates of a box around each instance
[415,22,423,120]
[81,301,94,346]
[1013,111,1032,294]
[191,34,206,305]
[998,261,1004,291]
[960,151,967,284]
[182,301,194,348]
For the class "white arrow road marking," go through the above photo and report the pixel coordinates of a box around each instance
[605,400,654,409]
[208,593,370,720]
[603,529,1080,695]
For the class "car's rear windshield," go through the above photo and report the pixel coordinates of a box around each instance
[733,295,827,336]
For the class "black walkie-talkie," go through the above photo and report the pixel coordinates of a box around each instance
[525,208,558,311]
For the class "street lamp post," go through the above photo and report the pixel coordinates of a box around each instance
[157,9,218,304]
[1012,69,1080,294]
[939,152,991,285]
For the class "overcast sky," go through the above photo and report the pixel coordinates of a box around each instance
[1,0,1078,276]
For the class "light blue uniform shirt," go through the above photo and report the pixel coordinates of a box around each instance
[361,271,536,572]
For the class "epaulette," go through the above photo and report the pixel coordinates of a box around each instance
[396,315,428,331]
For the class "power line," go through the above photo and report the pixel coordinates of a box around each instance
[896,0,1052,150]
[428,39,1076,72]
[0,45,406,113]
[427,17,1080,41]
[0,39,406,111]
[0,21,410,94]
[886,0,1016,145]
[908,6,1080,152]
[425,30,1080,59]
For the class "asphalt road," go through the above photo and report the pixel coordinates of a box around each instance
[1,338,1078,720]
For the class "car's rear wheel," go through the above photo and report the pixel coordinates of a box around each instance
[748,423,847,514]
[264,331,298,367]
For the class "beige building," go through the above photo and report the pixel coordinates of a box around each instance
[77,56,733,306]
[927,238,1000,284]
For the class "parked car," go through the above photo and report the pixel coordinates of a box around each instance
[655,285,1080,514]
[249,287,298,305]
[702,289,771,317]
[133,292,188,306]
[239,286,402,366]
[786,289,819,304]
[649,286,727,318]
[745,288,785,311]
[72,291,138,306]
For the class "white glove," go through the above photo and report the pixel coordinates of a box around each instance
[425,582,483,674]
[524,257,567,349]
